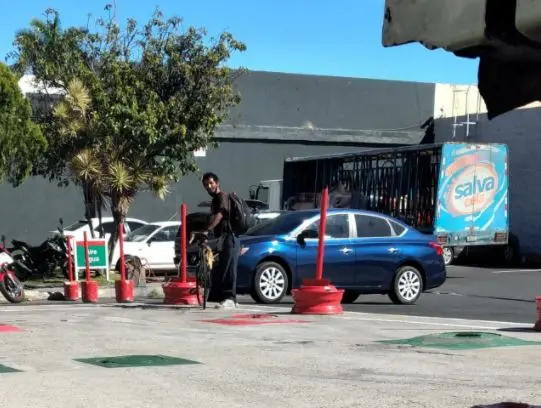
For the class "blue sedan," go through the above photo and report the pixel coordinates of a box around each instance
[190,209,447,305]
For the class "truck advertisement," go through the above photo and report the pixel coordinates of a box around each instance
[434,143,509,246]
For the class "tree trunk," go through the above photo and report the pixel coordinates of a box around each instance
[83,182,96,239]
[109,193,126,267]
[97,195,104,238]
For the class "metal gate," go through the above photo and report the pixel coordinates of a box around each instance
[282,144,443,231]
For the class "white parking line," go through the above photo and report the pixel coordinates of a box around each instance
[337,313,529,330]
[234,305,530,329]
[492,269,541,274]
[0,304,531,331]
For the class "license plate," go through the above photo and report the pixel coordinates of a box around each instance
[466,236,477,242]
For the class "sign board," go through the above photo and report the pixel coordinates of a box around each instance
[73,238,110,281]
[435,143,509,247]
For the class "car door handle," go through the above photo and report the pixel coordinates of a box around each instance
[340,247,353,255]
[388,247,400,254]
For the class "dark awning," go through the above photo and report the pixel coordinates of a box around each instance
[382,0,541,119]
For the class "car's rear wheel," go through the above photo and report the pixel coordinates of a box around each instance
[251,261,288,304]
[389,265,423,305]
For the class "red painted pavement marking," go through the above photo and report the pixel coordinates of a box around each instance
[198,313,310,326]
[0,324,22,333]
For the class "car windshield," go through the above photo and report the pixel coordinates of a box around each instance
[125,224,160,242]
[244,212,314,236]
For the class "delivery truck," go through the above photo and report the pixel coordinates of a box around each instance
[281,142,513,266]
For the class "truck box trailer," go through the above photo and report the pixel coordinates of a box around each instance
[281,142,512,266]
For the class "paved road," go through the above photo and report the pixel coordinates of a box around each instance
[3,302,541,407]
[240,265,541,324]
[7,265,541,324]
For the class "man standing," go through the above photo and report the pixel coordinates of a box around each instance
[200,172,240,309]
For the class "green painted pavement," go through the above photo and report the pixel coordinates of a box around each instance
[75,354,201,368]
[377,331,541,350]
[0,364,21,373]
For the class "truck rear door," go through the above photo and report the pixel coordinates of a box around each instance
[434,143,509,247]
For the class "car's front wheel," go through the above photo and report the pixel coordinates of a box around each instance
[388,265,423,305]
[251,261,289,304]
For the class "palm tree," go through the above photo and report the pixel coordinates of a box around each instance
[52,78,105,239]
[54,78,170,267]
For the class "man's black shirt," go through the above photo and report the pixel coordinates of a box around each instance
[210,192,231,237]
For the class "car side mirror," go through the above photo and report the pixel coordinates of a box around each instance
[296,229,318,246]
[59,217,64,226]
[147,237,154,246]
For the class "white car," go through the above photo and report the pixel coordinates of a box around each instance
[51,217,148,243]
[111,221,180,271]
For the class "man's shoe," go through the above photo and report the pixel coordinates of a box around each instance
[214,299,237,309]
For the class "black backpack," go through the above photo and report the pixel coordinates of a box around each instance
[228,192,254,234]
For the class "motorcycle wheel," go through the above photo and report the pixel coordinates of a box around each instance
[0,272,25,303]
[12,259,33,282]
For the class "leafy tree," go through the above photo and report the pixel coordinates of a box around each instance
[8,7,246,263]
[0,62,46,186]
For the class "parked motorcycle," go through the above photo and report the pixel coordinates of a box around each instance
[8,218,69,280]
[0,243,25,303]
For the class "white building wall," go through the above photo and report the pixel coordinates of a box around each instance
[433,82,541,259]
[434,83,541,120]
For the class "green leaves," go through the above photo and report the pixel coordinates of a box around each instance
[8,5,246,239]
[0,62,46,186]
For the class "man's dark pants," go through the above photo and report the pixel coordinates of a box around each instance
[209,232,240,302]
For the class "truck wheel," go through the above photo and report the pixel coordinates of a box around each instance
[503,244,518,265]
[442,247,454,266]
[389,265,423,305]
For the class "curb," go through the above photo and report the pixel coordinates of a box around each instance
[0,282,165,303]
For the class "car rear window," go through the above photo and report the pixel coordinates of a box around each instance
[389,220,407,235]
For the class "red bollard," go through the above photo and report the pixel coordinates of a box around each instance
[162,204,199,305]
[81,231,99,303]
[115,223,134,303]
[291,187,344,315]
[63,235,80,301]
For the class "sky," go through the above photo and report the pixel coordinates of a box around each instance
[0,0,479,85]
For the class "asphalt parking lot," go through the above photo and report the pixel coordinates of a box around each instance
[2,299,541,408]
[239,265,541,324]
[7,264,541,325]
[2,265,541,407]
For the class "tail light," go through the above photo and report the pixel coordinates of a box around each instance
[436,235,447,244]
[429,241,444,256]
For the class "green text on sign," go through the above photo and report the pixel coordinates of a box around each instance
[75,240,108,269]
